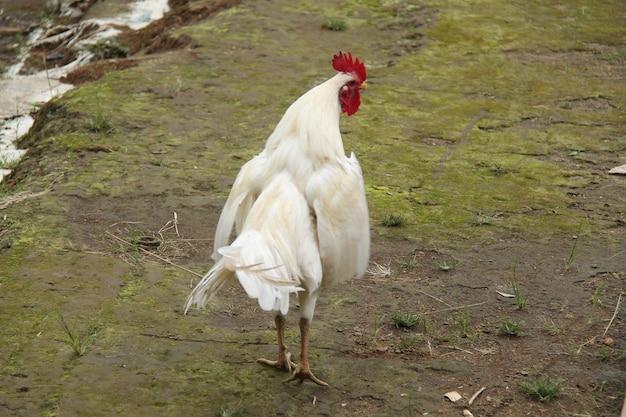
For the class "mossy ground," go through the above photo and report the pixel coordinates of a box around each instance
[0,0,624,416]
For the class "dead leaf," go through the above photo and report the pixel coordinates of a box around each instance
[444,391,463,402]
[496,291,515,298]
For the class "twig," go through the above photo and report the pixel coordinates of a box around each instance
[166,238,212,242]
[433,109,487,178]
[157,212,181,238]
[603,292,622,338]
[444,345,473,355]
[140,332,347,354]
[419,290,453,308]
[105,231,203,278]
[468,386,486,405]
[140,332,269,345]
[173,211,180,237]
[109,220,144,227]
[0,173,62,210]
[424,301,487,315]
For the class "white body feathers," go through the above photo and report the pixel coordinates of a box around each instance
[185,72,370,320]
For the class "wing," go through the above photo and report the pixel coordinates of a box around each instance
[212,152,267,260]
[242,171,323,291]
[305,152,370,285]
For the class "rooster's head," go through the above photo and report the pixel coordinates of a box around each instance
[332,51,367,116]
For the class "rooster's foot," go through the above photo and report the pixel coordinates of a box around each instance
[257,351,297,373]
[284,364,329,387]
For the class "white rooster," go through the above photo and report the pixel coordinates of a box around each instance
[185,51,370,386]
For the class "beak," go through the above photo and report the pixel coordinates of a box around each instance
[359,81,367,90]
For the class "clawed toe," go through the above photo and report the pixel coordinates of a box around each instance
[257,351,297,373]
[284,365,329,387]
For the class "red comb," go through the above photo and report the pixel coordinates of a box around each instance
[332,51,366,83]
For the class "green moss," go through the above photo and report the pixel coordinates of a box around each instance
[118,269,145,299]
[7,0,621,252]
[325,0,624,246]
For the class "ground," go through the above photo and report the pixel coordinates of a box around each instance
[0,0,625,416]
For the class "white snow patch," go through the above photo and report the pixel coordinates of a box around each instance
[0,0,170,182]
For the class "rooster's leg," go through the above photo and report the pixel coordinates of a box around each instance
[284,317,329,386]
[257,314,297,372]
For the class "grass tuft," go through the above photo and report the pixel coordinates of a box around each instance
[82,38,129,60]
[398,254,419,271]
[391,311,419,328]
[564,223,585,270]
[539,316,560,336]
[0,155,21,171]
[499,317,524,336]
[216,405,247,417]
[452,309,472,338]
[509,264,528,309]
[588,282,604,324]
[84,93,111,134]
[372,311,386,345]
[519,376,564,401]
[56,313,101,357]
[435,259,456,271]
[398,334,423,350]
[382,213,405,227]
[322,18,347,31]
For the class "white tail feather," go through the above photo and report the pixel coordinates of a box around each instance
[184,230,302,315]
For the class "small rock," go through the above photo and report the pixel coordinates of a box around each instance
[46,53,65,61]
[604,337,614,346]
